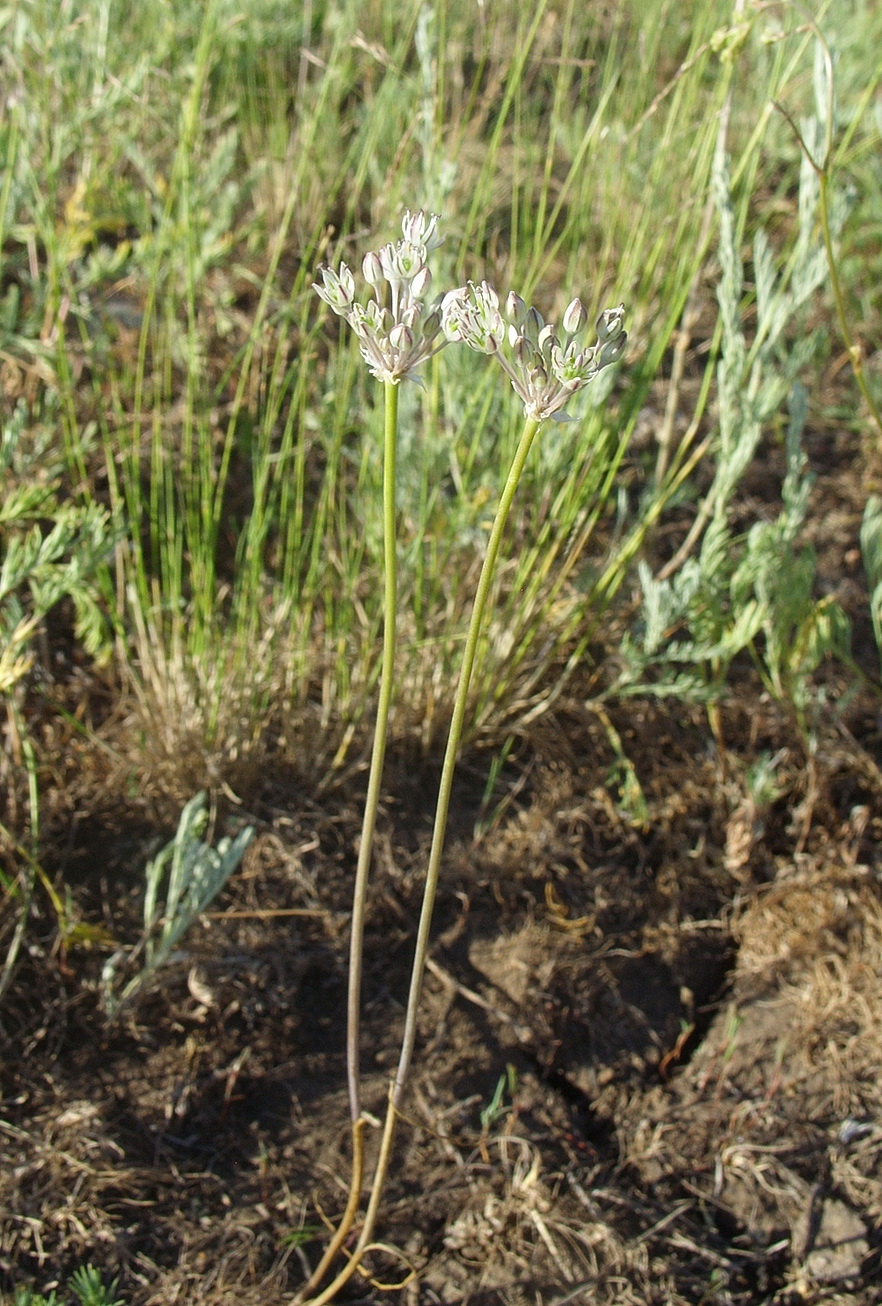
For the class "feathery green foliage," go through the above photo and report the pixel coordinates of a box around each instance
[1,402,111,694]
[615,102,852,730]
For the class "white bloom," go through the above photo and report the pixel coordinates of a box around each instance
[312,211,450,385]
[442,282,627,422]
[440,282,505,353]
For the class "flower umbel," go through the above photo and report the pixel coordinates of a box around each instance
[313,211,448,385]
[441,283,627,422]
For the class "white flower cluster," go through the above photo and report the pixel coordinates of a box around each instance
[313,211,448,385]
[314,211,627,420]
[440,281,627,423]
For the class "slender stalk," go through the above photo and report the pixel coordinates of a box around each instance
[389,414,540,1110]
[301,415,542,1306]
[298,382,400,1302]
[347,378,400,1122]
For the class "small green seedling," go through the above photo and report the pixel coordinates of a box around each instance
[101,791,253,1015]
[11,1264,124,1306]
[480,1063,519,1132]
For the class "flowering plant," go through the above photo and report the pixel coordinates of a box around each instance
[303,212,626,1306]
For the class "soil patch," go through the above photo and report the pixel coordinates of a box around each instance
[3,687,882,1305]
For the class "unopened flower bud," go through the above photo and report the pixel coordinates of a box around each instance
[598,331,627,368]
[512,333,531,367]
[422,307,442,341]
[563,298,587,336]
[506,291,526,323]
[362,252,383,286]
[537,323,557,353]
[411,264,432,299]
[389,323,414,352]
[525,306,544,342]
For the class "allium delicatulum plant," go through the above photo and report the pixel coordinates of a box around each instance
[302,213,626,1305]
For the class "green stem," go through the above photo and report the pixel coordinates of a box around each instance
[390,413,540,1109]
[302,414,541,1306]
[346,379,399,1123]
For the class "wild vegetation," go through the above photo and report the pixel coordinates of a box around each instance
[2,1,882,1303]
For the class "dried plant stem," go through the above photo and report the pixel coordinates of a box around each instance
[301,415,542,1306]
[297,1119,365,1299]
